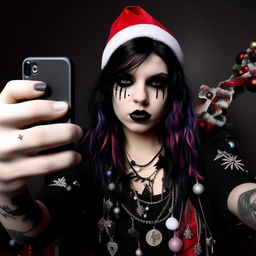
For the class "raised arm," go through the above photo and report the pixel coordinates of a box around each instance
[0,80,83,243]
[228,183,256,230]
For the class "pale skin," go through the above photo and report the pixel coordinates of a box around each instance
[0,80,83,241]
[112,54,168,194]
[0,54,255,246]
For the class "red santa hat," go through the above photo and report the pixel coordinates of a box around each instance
[101,6,184,69]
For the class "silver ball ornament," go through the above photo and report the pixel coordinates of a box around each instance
[165,216,180,230]
[226,139,239,149]
[192,182,205,195]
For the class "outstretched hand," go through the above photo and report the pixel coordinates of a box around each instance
[0,80,83,194]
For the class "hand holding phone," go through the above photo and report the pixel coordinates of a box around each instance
[22,57,73,123]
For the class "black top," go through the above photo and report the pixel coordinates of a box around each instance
[35,129,255,256]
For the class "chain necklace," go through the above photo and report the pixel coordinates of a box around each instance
[121,190,173,225]
[131,186,170,205]
[126,144,164,172]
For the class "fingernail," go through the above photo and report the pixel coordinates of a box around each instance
[75,153,82,164]
[52,101,68,111]
[34,83,47,91]
[77,126,84,139]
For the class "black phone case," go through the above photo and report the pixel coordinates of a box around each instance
[22,57,73,122]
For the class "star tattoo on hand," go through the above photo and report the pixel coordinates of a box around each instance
[18,134,24,140]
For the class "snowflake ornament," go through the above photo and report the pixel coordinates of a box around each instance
[193,243,202,255]
[183,226,194,239]
[214,150,248,172]
[49,177,68,188]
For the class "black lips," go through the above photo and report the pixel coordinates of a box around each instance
[129,110,151,122]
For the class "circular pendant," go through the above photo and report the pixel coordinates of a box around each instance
[146,229,162,246]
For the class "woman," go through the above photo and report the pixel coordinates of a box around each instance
[0,6,255,256]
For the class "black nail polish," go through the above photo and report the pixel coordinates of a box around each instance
[34,83,47,91]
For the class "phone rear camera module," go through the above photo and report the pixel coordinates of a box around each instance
[24,61,31,77]
[32,63,39,74]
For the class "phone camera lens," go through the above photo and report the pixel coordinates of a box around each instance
[32,64,39,74]
[24,61,31,77]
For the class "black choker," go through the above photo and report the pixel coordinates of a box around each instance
[126,144,164,172]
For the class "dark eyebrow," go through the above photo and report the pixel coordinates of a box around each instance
[114,72,133,79]
[147,73,169,81]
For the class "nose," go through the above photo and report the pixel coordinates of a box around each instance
[132,83,149,106]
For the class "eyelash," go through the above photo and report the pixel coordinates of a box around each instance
[115,77,168,89]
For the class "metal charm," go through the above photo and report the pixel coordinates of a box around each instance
[146,229,162,246]
[193,243,202,256]
[183,226,194,239]
[107,241,118,256]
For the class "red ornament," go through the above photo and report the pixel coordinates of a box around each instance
[246,76,256,92]
[237,69,244,76]
[198,119,207,129]
[236,51,247,64]
[220,76,247,88]
[197,119,214,133]
[242,65,249,73]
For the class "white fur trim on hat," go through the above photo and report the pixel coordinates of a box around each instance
[101,24,184,69]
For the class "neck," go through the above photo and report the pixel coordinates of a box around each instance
[124,128,162,162]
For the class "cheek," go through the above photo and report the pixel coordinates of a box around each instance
[113,86,130,100]
[112,97,128,118]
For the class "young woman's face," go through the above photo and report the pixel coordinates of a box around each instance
[112,53,168,135]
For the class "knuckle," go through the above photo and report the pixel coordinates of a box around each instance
[5,80,15,90]
[32,127,45,145]
[0,167,13,182]
[29,100,43,119]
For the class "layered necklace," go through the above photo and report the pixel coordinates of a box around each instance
[98,147,215,256]
[126,144,165,196]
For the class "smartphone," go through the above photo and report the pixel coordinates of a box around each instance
[22,57,73,123]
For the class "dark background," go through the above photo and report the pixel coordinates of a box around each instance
[1,0,256,255]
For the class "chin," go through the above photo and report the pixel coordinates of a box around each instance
[123,123,158,134]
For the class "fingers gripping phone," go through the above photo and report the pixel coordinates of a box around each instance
[22,57,73,123]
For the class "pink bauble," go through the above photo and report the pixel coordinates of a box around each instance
[168,237,183,252]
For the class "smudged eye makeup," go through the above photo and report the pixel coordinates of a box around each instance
[113,74,133,99]
[115,74,133,87]
[146,74,168,99]
[146,74,168,88]
[113,72,168,99]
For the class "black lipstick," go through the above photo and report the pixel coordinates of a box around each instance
[129,110,151,122]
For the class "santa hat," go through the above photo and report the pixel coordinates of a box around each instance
[101,6,184,69]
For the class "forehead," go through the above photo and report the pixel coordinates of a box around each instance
[129,53,168,77]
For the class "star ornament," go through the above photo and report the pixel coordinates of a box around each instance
[221,155,247,172]
[214,150,248,172]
